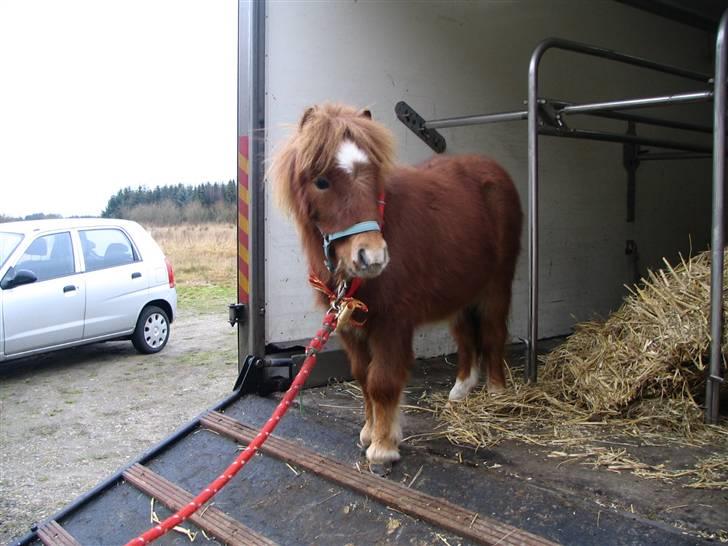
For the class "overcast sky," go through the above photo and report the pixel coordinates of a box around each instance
[0,0,237,218]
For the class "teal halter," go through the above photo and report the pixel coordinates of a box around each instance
[322,220,381,272]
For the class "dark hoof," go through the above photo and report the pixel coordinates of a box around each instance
[368,462,393,477]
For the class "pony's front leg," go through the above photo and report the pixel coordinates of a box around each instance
[339,330,373,447]
[365,324,413,464]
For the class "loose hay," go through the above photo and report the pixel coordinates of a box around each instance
[435,248,728,489]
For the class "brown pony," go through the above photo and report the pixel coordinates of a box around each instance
[270,103,522,464]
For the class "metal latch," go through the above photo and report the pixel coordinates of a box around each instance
[228,303,247,327]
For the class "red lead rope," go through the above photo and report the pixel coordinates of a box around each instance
[126,191,384,544]
[125,303,343,545]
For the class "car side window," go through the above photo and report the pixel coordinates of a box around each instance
[81,228,137,271]
[14,232,75,282]
[0,232,23,269]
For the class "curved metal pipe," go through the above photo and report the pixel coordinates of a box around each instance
[706,10,728,425]
[526,36,714,384]
[526,41,549,383]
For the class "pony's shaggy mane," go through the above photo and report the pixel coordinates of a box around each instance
[267,102,524,464]
[269,103,396,217]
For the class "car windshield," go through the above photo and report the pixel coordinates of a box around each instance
[0,231,24,269]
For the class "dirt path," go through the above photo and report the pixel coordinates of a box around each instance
[0,308,238,543]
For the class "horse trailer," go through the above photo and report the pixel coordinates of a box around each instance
[13,1,727,545]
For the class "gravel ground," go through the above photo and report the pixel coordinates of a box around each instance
[0,308,238,543]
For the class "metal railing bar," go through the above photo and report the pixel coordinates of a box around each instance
[583,110,713,134]
[706,10,728,425]
[423,95,714,134]
[526,36,713,384]
[425,110,528,129]
[638,151,711,161]
[533,37,712,83]
[559,90,713,115]
[539,126,712,154]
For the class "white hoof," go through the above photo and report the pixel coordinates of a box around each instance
[366,442,401,464]
[448,367,480,401]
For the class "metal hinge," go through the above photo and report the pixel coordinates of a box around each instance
[228,303,248,327]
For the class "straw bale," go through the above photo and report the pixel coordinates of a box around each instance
[540,249,726,419]
[537,248,727,425]
[433,248,727,489]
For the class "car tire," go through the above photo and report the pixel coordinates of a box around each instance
[132,305,170,354]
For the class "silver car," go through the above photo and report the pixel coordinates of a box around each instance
[0,218,177,361]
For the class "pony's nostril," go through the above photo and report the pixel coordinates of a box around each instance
[358,248,369,268]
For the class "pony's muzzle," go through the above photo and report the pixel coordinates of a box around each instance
[351,239,389,278]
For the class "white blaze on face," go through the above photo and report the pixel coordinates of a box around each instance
[336,140,369,174]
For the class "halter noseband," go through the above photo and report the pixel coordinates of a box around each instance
[320,191,386,272]
[322,221,381,272]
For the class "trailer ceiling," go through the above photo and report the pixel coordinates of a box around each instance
[617,0,728,31]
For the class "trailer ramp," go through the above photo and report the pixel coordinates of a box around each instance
[17,370,721,546]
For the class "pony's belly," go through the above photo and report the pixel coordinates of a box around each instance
[408,279,490,325]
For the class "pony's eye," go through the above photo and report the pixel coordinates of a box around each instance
[314,178,330,190]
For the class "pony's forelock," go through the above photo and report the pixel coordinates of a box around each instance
[268,103,396,218]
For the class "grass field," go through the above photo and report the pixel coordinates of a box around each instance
[147,223,237,313]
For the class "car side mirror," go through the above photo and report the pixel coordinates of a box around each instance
[0,267,38,290]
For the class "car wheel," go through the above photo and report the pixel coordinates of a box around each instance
[132,305,170,354]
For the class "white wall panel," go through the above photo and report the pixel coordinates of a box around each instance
[264,0,713,357]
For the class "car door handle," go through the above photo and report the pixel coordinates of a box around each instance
[63,285,77,293]
[131,272,142,279]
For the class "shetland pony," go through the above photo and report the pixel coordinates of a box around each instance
[270,103,522,464]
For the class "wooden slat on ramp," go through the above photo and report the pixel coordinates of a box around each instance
[201,411,559,546]
[36,520,81,546]
[123,463,276,546]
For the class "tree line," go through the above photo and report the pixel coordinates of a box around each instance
[0,212,63,223]
[103,181,236,224]
[0,181,237,225]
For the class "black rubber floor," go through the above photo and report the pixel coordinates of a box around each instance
[20,388,720,546]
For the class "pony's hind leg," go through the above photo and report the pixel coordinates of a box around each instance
[448,306,481,401]
[339,330,373,447]
[365,323,412,464]
[480,276,513,394]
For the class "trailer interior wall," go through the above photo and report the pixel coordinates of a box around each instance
[264,0,714,357]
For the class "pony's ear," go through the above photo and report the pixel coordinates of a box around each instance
[360,109,372,120]
[299,106,316,129]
